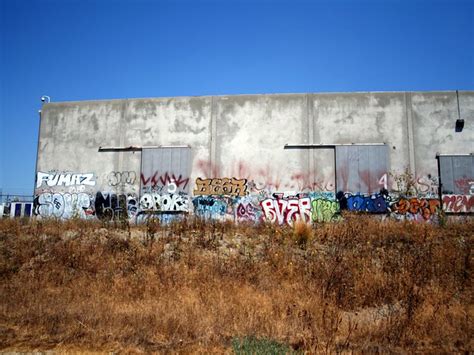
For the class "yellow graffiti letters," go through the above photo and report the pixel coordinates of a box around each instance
[193,177,248,196]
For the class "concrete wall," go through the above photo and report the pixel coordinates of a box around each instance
[35,91,474,222]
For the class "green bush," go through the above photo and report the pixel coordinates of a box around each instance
[232,336,294,354]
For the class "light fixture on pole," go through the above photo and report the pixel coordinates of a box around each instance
[455,90,464,132]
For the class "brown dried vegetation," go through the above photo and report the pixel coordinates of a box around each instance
[0,216,472,353]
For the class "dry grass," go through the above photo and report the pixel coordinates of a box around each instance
[0,216,472,353]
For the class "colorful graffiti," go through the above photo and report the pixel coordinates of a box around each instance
[193,178,248,197]
[442,195,474,213]
[453,179,474,195]
[198,159,337,193]
[311,198,340,222]
[36,172,96,188]
[288,172,336,192]
[391,198,440,221]
[141,172,189,191]
[31,157,474,224]
[33,188,457,223]
[260,197,312,225]
[136,213,185,224]
[338,192,389,213]
[193,196,232,220]
[235,202,260,222]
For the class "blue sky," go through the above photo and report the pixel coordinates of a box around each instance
[0,0,473,196]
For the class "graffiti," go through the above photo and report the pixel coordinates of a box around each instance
[107,171,136,186]
[136,212,185,224]
[311,199,340,222]
[33,158,472,223]
[94,192,138,220]
[196,159,220,178]
[442,195,474,213]
[288,172,335,192]
[193,177,248,197]
[141,172,189,191]
[139,193,189,212]
[415,175,439,196]
[261,197,312,225]
[338,192,389,213]
[192,196,236,220]
[35,192,92,218]
[391,198,440,220]
[141,183,176,194]
[378,174,388,190]
[36,172,95,188]
[308,191,336,201]
[217,160,336,192]
[454,178,474,195]
[337,166,389,195]
[235,201,261,222]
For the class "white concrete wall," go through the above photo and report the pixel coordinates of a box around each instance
[34,91,474,221]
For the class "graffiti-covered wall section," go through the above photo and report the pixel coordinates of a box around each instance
[35,97,211,221]
[439,155,474,213]
[35,91,474,222]
[138,147,192,223]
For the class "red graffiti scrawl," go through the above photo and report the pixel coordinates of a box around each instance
[141,172,189,189]
[442,195,474,213]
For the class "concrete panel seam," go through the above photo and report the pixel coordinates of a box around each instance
[210,96,217,175]
[307,94,315,176]
[117,100,130,174]
[405,92,416,175]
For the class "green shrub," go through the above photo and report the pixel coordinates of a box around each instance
[232,336,294,354]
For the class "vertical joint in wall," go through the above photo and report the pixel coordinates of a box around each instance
[405,92,416,175]
[117,100,129,182]
[307,94,315,177]
[210,96,217,177]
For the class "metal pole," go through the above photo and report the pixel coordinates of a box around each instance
[33,109,42,199]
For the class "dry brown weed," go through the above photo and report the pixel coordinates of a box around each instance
[0,217,472,353]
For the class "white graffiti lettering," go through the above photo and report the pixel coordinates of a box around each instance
[260,197,311,225]
[107,171,137,186]
[35,192,91,218]
[36,172,96,188]
[139,193,189,212]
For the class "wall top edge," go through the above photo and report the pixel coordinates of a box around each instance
[40,90,474,107]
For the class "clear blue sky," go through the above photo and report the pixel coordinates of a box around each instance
[0,0,473,196]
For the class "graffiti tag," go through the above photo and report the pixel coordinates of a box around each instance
[36,172,96,188]
[391,198,440,220]
[442,195,474,213]
[193,177,248,197]
[139,193,189,212]
[107,171,137,186]
[141,172,189,190]
[35,192,92,218]
[261,197,311,225]
[311,198,340,222]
